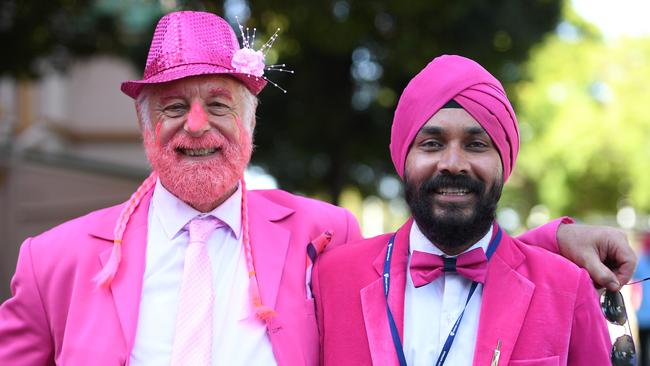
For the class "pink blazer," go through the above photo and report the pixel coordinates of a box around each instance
[0,188,362,366]
[313,219,611,366]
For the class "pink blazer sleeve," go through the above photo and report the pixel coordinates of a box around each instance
[568,269,612,364]
[0,239,55,365]
[325,208,362,252]
[343,209,363,243]
[515,216,574,254]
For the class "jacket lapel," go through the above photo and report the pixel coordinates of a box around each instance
[245,192,299,365]
[473,234,534,366]
[93,189,296,364]
[361,219,412,366]
[247,192,294,313]
[95,188,154,358]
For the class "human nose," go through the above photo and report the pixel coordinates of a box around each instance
[184,101,210,137]
[437,144,469,175]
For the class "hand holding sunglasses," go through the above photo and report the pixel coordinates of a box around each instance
[601,277,650,366]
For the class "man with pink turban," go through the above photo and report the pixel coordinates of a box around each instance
[313,55,612,365]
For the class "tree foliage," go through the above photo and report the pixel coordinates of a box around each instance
[1,0,126,78]
[1,0,563,203]
[508,12,650,218]
[244,0,562,202]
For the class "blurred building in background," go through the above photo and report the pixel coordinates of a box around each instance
[0,56,146,300]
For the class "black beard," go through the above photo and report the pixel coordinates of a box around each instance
[404,173,503,253]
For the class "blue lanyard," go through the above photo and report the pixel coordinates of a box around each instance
[383,225,502,366]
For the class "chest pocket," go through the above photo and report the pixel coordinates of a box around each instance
[508,355,559,366]
[59,346,126,366]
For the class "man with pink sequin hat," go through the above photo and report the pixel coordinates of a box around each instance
[0,11,361,366]
[0,10,635,366]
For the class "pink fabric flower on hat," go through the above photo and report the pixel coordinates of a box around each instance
[232,48,265,77]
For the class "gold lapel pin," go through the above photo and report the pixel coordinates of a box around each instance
[490,340,502,366]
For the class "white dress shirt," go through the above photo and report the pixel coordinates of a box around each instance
[403,223,493,366]
[130,180,277,366]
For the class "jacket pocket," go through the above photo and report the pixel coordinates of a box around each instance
[509,355,559,366]
[59,347,126,366]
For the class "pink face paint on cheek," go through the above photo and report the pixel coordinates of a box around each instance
[155,122,162,147]
[234,116,251,146]
[235,116,244,141]
[187,101,208,132]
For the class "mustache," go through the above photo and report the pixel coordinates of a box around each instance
[168,132,225,150]
[421,174,485,194]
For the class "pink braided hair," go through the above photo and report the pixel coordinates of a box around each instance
[93,171,275,322]
[94,171,158,287]
[240,179,276,322]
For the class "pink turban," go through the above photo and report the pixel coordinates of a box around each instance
[389,55,519,182]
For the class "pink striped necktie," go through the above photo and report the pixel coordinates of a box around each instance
[170,216,223,366]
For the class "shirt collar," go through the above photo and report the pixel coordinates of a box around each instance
[151,179,242,240]
[409,221,493,257]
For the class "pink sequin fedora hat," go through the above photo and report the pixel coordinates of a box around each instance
[121,11,267,98]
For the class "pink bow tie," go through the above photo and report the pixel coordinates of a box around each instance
[410,247,488,288]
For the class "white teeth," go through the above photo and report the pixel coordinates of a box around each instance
[181,148,217,156]
[437,188,469,195]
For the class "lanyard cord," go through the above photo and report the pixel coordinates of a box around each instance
[383,226,502,366]
[383,237,409,366]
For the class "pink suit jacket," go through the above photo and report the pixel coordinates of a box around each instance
[313,219,611,366]
[0,188,362,366]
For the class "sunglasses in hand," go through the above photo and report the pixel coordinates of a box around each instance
[602,290,636,366]
[600,277,650,366]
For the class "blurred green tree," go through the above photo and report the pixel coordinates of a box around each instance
[1,0,127,78]
[509,10,650,218]
[1,0,563,203]
[242,0,562,203]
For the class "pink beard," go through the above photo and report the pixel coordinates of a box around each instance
[143,128,252,210]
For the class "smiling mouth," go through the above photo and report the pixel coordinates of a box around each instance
[435,187,471,196]
[176,147,220,157]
